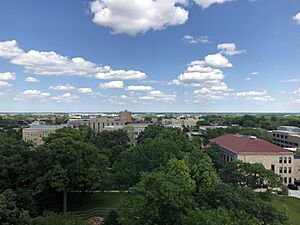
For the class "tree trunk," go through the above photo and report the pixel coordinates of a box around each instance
[63,190,67,214]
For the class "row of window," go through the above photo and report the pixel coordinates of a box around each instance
[273,139,298,147]
[279,157,292,164]
[273,133,288,139]
[284,177,293,184]
[279,167,292,174]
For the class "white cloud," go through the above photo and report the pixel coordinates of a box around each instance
[183,35,211,44]
[217,43,245,56]
[293,12,300,25]
[49,84,76,91]
[172,60,225,85]
[293,88,300,95]
[90,0,189,35]
[139,96,155,100]
[245,77,251,81]
[99,81,124,89]
[17,89,51,99]
[281,78,300,83]
[0,81,12,87]
[0,72,16,81]
[235,90,274,102]
[126,85,153,91]
[0,40,147,80]
[205,53,232,68]
[193,0,233,9]
[78,88,93,94]
[51,93,78,103]
[0,40,24,58]
[250,71,258,75]
[25,77,39,83]
[95,70,146,80]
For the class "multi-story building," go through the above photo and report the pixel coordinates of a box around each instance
[119,110,133,122]
[22,124,67,145]
[68,118,126,133]
[272,126,300,149]
[161,118,199,128]
[210,134,299,184]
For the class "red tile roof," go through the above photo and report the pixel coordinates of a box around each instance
[210,134,293,154]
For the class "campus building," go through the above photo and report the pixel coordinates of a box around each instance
[22,124,67,145]
[210,134,299,184]
[161,118,199,128]
[119,110,133,122]
[68,118,126,133]
[272,126,300,149]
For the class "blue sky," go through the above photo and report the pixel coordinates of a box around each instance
[0,0,300,112]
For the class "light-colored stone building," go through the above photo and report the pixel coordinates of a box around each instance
[119,110,133,122]
[22,124,67,145]
[161,118,199,128]
[272,126,300,149]
[210,134,299,185]
[68,118,126,133]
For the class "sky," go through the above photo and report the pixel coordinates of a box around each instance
[0,0,300,112]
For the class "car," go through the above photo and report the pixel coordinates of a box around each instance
[288,183,299,190]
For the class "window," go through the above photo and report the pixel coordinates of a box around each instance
[284,157,287,163]
[284,177,287,183]
[279,167,283,173]
[279,157,282,163]
[289,167,292,173]
[288,157,292,163]
[284,167,287,173]
[271,165,275,172]
[289,177,292,184]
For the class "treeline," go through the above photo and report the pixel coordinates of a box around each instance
[0,125,290,225]
[198,114,300,130]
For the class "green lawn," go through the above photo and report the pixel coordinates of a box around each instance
[68,192,127,212]
[272,195,300,225]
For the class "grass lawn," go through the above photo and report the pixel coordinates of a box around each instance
[68,192,127,212]
[272,195,300,225]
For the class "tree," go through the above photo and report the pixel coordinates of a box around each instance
[185,149,219,191]
[119,159,196,225]
[181,208,259,225]
[37,137,109,213]
[0,190,30,225]
[220,160,283,189]
[31,212,88,225]
[197,183,288,225]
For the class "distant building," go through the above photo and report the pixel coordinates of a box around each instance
[125,122,151,142]
[210,134,299,185]
[272,126,300,149]
[22,124,67,145]
[161,118,198,128]
[119,110,133,122]
[68,118,126,133]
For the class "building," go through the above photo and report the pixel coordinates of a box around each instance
[272,126,300,149]
[68,118,126,133]
[22,124,67,145]
[161,118,199,128]
[119,110,133,122]
[210,134,299,184]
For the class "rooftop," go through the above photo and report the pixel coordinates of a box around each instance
[276,126,300,134]
[210,134,293,155]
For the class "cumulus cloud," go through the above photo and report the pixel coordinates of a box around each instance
[293,12,300,25]
[0,72,16,81]
[25,77,39,83]
[0,40,147,80]
[49,84,76,91]
[0,81,12,87]
[193,0,233,9]
[205,53,232,68]
[0,40,24,58]
[183,35,211,44]
[99,81,124,89]
[280,78,300,83]
[235,90,274,102]
[90,0,189,35]
[95,70,146,80]
[126,85,153,91]
[51,93,79,103]
[78,88,93,94]
[217,43,245,56]
[18,89,51,99]
[139,90,176,102]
